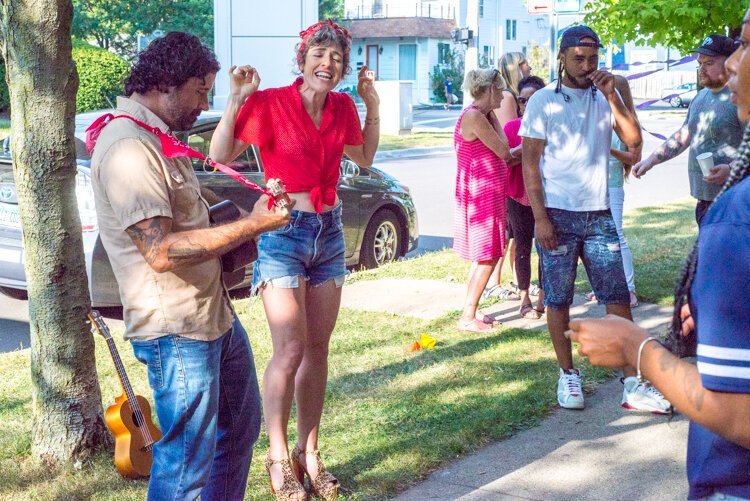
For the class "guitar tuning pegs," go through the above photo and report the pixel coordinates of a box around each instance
[266,178,292,210]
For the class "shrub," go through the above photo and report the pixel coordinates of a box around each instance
[431,48,464,104]
[0,44,128,114]
[73,44,130,112]
[0,61,8,113]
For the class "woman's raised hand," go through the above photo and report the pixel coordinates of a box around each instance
[229,65,261,102]
[357,65,380,109]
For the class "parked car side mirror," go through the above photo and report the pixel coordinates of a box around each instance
[340,159,360,179]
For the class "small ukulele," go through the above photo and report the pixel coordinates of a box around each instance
[88,310,162,479]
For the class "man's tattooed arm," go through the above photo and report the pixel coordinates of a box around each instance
[125,217,171,267]
[125,215,256,273]
[652,125,691,163]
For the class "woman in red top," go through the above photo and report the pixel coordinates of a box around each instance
[210,20,379,501]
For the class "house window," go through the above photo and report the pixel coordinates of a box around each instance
[479,0,484,18]
[480,45,494,67]
[438,42,450,64]
[399,44,417,80]
[505,19,517,41]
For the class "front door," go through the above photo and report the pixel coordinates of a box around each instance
[366,45,379,79]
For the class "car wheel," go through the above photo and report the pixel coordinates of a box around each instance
[669,96,682,108]
[360,209,401,269]
[0,286,28,300]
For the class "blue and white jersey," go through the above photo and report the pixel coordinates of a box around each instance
[688,175,750,500]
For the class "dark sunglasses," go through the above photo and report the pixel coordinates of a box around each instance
[518,96,529,104]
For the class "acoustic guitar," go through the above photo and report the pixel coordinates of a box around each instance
[88,310,162,479]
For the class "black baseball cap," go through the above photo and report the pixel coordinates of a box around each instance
[559,25,603,50]
[690,34,740,57]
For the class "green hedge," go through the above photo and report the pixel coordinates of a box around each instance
[0,45,129,114]
[73,45,130,112]
[0,62,8,113]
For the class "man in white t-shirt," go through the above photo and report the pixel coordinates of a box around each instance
[520,25,670,413]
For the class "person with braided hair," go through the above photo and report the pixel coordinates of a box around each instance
[520,25,670,413]
[210,19,379,501]
[568,11,750,498]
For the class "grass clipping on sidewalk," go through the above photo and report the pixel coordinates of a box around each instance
[0,299,610,500]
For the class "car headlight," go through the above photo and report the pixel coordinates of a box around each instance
[75,168,97,232]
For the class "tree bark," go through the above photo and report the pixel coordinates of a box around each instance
[0,0,109,465]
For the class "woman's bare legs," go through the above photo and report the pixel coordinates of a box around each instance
[486,239,516,290]
[261,283,308,498]
[295,280,341,488]
[461,258,500,326]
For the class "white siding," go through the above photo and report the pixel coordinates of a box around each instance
[213,0,317,107]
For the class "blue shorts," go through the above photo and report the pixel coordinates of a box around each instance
[537,208,629,308]
[252,204,346,293]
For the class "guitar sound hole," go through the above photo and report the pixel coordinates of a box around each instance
[132,411,144,428]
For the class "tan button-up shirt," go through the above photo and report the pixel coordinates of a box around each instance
[91,97,233,341]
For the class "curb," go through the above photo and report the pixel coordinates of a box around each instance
[374,145,454,162]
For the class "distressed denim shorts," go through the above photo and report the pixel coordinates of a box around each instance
[252,204,346,293]
[537,208,629,308]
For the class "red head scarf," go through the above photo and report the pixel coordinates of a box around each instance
[297,19,351,67]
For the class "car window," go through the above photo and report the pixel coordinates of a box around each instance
[187,127,260,173]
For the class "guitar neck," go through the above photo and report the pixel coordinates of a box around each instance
[104,337,140,405]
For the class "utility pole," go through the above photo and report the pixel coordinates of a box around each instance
[464,0,480,106]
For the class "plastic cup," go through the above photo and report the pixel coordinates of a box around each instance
[696,152,714,177]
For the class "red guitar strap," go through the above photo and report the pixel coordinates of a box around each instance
[86,113,277,207]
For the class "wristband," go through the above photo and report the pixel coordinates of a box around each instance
[636,336,659,383]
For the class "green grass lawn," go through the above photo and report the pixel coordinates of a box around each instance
[0,198,695,499]
[0,298,611,500]
[378,132,452,151]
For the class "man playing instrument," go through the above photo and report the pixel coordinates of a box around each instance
[89,32,292,500]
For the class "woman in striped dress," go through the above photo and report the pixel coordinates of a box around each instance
[454,68,514,333]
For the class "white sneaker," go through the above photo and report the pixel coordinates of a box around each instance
[557,368,584,409]
[621,376,671,414]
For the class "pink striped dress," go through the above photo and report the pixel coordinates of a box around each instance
[453,106,507,262]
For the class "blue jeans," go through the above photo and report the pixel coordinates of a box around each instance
[131,316,261,501]
[252,204,346,292]
[537,208,629,308]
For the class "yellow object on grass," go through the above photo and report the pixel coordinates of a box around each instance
[419,333,437,349]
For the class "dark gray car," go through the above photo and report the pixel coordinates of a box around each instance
[0,110,418,305]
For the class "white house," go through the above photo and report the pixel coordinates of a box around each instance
[341,1,457,105]
[472,0,550,68]
[340,17,457,105]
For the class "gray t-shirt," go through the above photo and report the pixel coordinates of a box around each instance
[686,87,742,201]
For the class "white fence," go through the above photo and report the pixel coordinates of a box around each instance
[614,70,696,99]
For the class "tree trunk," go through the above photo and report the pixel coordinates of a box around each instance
[0,0,109,465]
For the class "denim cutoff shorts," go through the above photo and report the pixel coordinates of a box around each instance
[252,204,346,293]
[537,208,629,308]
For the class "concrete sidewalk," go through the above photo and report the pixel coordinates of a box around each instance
[340,278,688,501]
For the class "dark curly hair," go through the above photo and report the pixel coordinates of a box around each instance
[124,32,220,95]
[518,75,545,94]
[295,22,352,77]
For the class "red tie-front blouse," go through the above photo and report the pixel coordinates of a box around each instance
[234,78,364,213]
